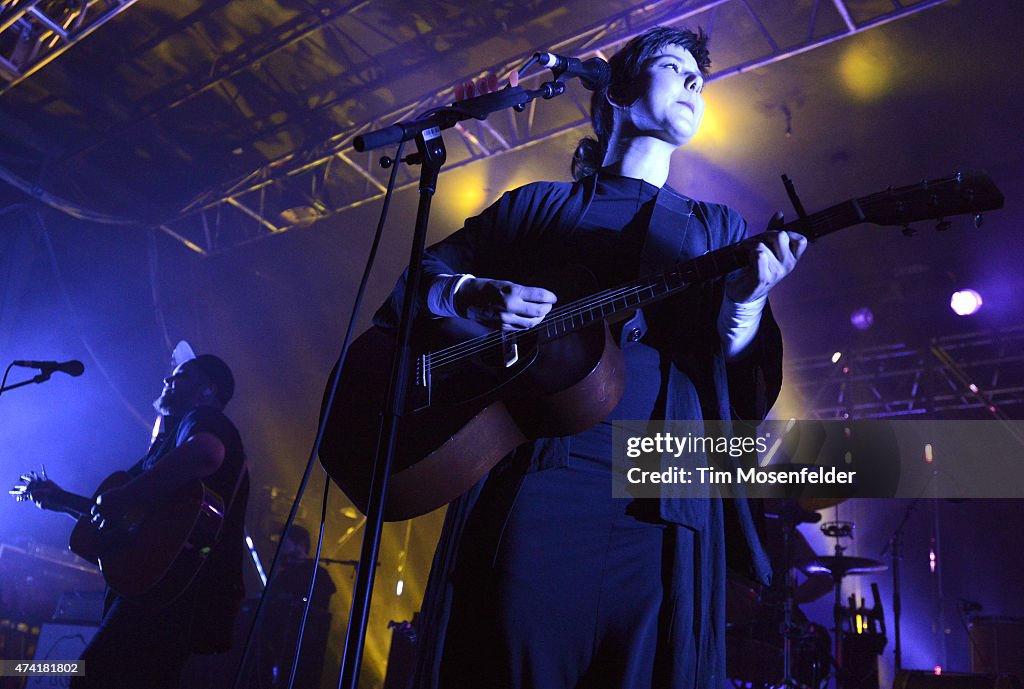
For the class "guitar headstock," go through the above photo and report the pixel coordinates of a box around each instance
[9,468,58,508]
[862,172,1004,229]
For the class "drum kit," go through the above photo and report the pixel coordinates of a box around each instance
[726,495,889,689]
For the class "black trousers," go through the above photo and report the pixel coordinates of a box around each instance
[70,588,199,689]
[438,456,710,689]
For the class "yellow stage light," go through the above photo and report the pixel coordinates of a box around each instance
[838,34,897,102]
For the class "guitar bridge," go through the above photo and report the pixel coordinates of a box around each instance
[411,353,432,411]
[501,334,519,368]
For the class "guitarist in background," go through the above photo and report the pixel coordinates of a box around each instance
[375,26,806,689]
[11,354,249,689]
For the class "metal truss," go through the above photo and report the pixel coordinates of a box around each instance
[0,0,139,95]
[786,326,1024,420]
[155,0,950,256]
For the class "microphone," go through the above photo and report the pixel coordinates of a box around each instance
[959,598,983,614]
[13,360,85,377]
[534,52,610,91]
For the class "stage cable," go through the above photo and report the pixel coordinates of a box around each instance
[230,138,406,689]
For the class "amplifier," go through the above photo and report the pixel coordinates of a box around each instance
[970,616,1024,677]
[25,622,98,689]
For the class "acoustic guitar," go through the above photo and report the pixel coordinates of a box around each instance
[15,470,224,599]
[318,172,1004,521]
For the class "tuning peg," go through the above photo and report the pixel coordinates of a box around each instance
[954,171,962,183]
[902,224,916,237]
[936,218,951,232]
[974,213,984,229]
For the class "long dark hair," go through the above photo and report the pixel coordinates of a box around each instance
[571,26,711,181]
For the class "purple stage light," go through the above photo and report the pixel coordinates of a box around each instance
[949,289,983,316]
[850,307,874,331]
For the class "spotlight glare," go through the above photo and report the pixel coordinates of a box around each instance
[850,307,874,331]
[831,352,843,364]
[950,289,983,316]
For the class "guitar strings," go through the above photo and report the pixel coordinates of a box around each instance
[425,260,706,367]
[426,280,658,368]
[426,222,787,368]
[426,210,823,369]
[426,281,649,368]
[426,228,774,367]
[426,245,746,369]
[424,180,964,370]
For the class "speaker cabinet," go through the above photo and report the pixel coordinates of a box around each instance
[26,622,98,689]
[970,617,1024,677]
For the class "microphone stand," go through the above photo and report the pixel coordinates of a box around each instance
[0,368,52,397]
[336,78,572,689]
[882,496,923,674]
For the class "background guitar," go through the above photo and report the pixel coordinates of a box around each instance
[11,468,224,600]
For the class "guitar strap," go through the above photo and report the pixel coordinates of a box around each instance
[221,457,248,532]
[636,187,773,583]
[639,186,703,273]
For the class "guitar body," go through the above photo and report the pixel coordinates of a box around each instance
[319,319,625,521]
[69,471,225,599]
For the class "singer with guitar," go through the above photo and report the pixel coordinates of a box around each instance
[10,353,249,689]
[357,26,804,689]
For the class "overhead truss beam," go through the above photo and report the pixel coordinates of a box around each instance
[786,327,1024,420]
[0,0,139,96]
[156,0,949,256]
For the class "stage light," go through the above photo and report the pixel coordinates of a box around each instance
[850,307,874,331]
[950,289,983,316]
[396,579,404,596]
[831,352,842,364]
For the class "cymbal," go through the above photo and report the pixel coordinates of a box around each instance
[797,555,887,578]
[763,498,822,524]
[756,464,849,512]
[798,497,847,512]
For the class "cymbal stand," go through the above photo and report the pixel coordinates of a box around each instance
[776,510,807,688]
[822,520,856,689]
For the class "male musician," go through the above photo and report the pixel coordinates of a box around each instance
[11,354,249,689]
[271,524,337,610]
[259,525,336,688]
[375,26,806,689]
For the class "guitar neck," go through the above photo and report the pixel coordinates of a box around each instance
[50,490,94,520]
[429,172,1000,367]
[537,198,864,340]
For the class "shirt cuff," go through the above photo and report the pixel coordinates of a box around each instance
[718,294,766,361]
[426,274,476,318]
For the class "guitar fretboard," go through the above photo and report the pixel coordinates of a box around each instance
[425,172,1001,370]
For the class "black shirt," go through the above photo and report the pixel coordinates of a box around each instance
[132,405,249,650]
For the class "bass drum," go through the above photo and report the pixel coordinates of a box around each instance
[726,608,832,689]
